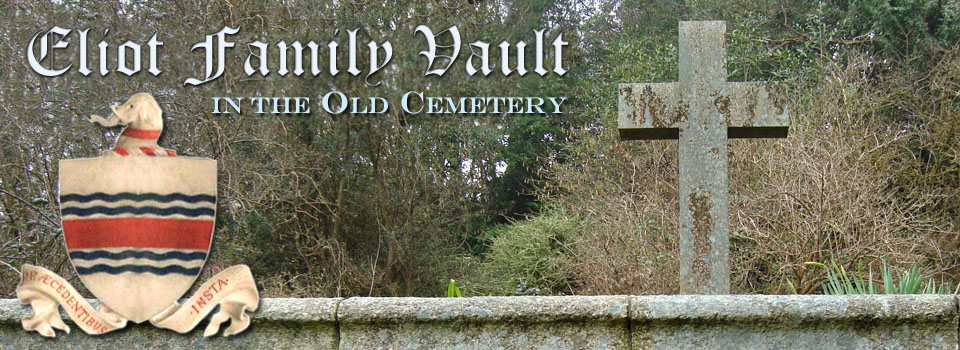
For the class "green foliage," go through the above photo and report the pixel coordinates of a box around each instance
[470,212,577,295]
[447,279,463,298]
[843,0,960,58]
[806,261,960,295]
[486,115,561,222]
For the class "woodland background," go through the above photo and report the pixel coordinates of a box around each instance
[0,0,958,297]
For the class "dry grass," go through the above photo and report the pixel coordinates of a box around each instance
[730,52,954,294]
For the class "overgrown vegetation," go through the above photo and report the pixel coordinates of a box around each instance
[468,212,577,295]
[0,0,957,297]
[805,261,960,295]
[475,0,960,295]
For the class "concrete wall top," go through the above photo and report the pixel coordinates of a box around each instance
[0,295,956,349]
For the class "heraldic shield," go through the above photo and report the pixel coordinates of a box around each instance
[59,156,216,323]
[16,93,257,338]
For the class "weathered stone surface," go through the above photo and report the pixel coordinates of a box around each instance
[337,296,630,349]
[0,298,341,349]
[618,82,789,140]
[675,21,731,295]
[617,21,792,294]
[0,296,957,349]
[631,295,959,349]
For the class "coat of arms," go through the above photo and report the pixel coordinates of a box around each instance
[16,93,258,337]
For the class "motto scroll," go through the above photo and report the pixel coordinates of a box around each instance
[18,265,258,337]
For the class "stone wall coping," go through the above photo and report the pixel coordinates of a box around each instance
[0,295,955,325]
[337,296,630,323]
[631,295,958,323]
[0,298,342,324]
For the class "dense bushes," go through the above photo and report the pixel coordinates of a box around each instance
[468,212,577,295]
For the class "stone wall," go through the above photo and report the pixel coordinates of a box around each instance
[0,295,956,349]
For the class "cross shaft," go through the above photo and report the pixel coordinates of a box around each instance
[617,21,790,294]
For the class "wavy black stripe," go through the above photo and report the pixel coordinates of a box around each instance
[61,206,215,217]
[75,264,201,276]
[61,192,216,204]
[69,250,207,262]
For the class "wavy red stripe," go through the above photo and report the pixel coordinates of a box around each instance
[63,218,213,250]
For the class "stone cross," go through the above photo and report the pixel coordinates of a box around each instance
[618,21,789,294]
